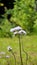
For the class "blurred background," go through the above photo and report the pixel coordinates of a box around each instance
[0,0,37,37]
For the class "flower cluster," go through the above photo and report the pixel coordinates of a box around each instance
[10,26,27,35]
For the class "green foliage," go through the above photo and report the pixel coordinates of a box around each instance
[0,18,15,37]
[0,0,37,37]
[12,0,36,33]
[0,36,37,65]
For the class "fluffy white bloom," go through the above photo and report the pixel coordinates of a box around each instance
[10,26,22,32]
[7,46,12,51]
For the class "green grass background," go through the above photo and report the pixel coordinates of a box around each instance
[0,35,37,65]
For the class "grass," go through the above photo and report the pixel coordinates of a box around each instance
[0,35,37,65]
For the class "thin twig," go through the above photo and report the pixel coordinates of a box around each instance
[11,50,16,65]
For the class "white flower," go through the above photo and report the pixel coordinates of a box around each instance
[7,46,12,51]
[18,30,27,35]
[5,55,10,58]
[13,30,27,35]
[0,52,5,55]
[10,26,22,32]
[10,26,27,36]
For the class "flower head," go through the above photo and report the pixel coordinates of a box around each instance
[18,30,27,35]
[10,26,27,36]
[13,30,27,35]
[7,46,12,51]
[10,26,22,32]
[5,55,10,58]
